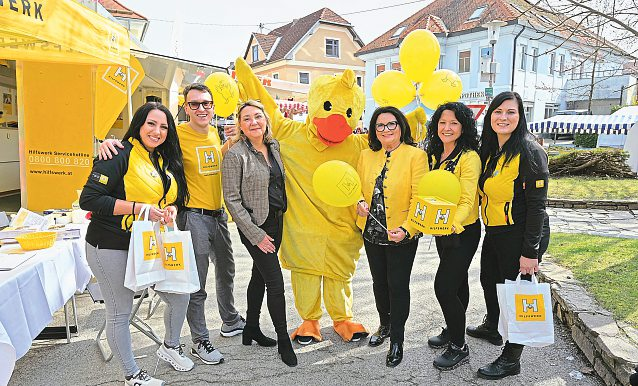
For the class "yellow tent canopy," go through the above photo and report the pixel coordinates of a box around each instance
[0,0,129,66]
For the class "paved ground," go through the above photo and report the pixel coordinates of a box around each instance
[9,221,604,386]
[547,207,638,238]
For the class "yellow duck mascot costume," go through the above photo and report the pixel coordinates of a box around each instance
[235,57,426,343]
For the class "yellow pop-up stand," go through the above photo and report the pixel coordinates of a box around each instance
[407,170,461,235]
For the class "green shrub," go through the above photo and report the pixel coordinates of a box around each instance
[574,133,598,148]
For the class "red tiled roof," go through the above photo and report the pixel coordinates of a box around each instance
[357,0,625,56]
[98,0,147,20]
[253,33,279,58]
[244,7,362,65]
[358,0,518,55]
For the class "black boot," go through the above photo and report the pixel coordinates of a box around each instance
[368,325,390,347]
[466,315,503,345]
[477,342,523,380]
[278,337,298,367]
[433,342,469,370]
[385,342,403,367]
[242,325,277,347]
[427,327,450,348]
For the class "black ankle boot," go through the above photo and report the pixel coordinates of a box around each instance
[427,327,450,348]
[368,325,390,347]
[466,315,503,345]
[433,342,469,370]
[385,342,403,367]
[242,325,277,347]
[477,342,523,380]
[278,337,298,367]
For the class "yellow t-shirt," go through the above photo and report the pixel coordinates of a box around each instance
[177,122,223,210]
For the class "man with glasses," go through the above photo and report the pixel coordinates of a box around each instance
[98,83,244,365]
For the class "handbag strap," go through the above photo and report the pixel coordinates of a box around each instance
[138,204,152,221]
[515,272,538,285]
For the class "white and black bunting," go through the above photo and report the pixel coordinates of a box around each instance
[528,115,638,135]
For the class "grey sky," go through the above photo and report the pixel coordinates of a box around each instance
[118,0,432,67]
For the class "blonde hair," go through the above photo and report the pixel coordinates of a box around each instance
[234,100,273,144]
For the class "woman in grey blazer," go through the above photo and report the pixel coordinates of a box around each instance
[221,100,296,367]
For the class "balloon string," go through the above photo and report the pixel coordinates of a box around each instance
[367,211,388,232]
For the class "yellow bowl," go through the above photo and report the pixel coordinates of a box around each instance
[15,231,57,250]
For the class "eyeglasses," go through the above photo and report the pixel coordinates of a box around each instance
[187,101,213,110]
[375,121,399,132]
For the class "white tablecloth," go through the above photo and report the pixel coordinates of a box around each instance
[0,237,91,386]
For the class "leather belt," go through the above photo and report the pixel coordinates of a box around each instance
[185,207,224,217]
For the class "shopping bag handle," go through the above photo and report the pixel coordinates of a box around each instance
[138,204,152,221]
[164,224,181,233]
[515,272,538,285]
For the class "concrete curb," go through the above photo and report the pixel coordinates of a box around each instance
[547,199,638,211]
[538,260,638,386]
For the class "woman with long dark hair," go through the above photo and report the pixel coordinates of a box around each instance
[425,102,481,370]
[81,102,192,385]
[466,91,550,380]
[356,106,428,367]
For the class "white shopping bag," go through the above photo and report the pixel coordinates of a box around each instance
[154,225,200,294]
[124,204,166,291]
[496,273,554,347]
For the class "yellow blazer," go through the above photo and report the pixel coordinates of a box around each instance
[356,143,428,237]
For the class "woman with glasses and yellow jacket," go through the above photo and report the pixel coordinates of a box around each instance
[355,106,428,367]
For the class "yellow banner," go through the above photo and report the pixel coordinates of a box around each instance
[19,61,94,211]
[94,56,145,139]
[0,0,129,65]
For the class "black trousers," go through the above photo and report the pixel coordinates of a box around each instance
[364,239,418,344]
[480,225,529,352]
[238,209,288,338]
[434,221,481,346]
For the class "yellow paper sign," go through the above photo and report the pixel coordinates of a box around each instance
[142,230,160,260]
[408,196,457,234]
[163,242,184,270]
[515,294,546,322]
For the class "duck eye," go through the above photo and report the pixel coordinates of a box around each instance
[323,101,332,111]
[346,108,353,118]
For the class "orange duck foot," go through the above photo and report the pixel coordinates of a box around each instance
[290,320,322,342]
[333,320,369,342]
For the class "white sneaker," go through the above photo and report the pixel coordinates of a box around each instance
[124,369,164,386]
[156,343,195,372]
[191,339,224,364]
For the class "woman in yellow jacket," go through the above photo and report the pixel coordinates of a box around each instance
[356,106,428,367]
[424,102,481,371]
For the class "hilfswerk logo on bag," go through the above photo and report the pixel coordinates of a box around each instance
[515,294,546,321]
[163,242,184,270]
[142,231,160,260]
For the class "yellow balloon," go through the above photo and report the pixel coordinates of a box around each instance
[204,72,239,117]
[417,170,461,204]
[177,95,185,106]
[399,29,441,83]
[371,70,416,108]
[312,160,362,207]
[418,70,463,110]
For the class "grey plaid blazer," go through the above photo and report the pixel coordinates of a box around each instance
[222,139,285,245]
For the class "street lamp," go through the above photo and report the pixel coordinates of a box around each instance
[481,20,507,103]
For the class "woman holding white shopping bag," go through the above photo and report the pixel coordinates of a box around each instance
[468,91,550,380]
[80,102,194,386]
